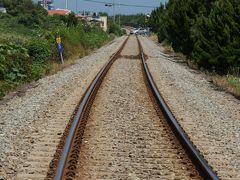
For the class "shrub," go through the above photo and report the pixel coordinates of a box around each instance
[30,63,48,80]
[108,23,122,36]
[0,2,112,98]
[0,54,7,79]
[121,29,127,35]
[57,25,110,59]
[28,39,51,64]
[0,43,30,81]
[83,26,110,49]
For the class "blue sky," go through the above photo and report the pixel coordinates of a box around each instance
[34,0,167,15]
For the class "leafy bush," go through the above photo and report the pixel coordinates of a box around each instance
[0,13,11,19]
[108,23,122,36]
[0,43,30,81]
[3,0,47,17]
[28,39,51,64]
[66,12,78,27]
[30,63,48,80]
[18,14,40,27]
[0,0,111,98]
[57,24,110,58]
[117,14,146,27]
[83,26,110,48]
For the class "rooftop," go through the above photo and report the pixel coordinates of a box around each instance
[48,9,71,15]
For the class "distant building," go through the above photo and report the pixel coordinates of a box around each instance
[77,11,108,32]
[38,0,54,10]
[0,0,6,13]
[0,7,6,13]
[99,16,108,32]
[48,8,71,15]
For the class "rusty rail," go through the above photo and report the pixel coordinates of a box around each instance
[51,36,130,180]
[48,35,219,180]
[136,35,219,180]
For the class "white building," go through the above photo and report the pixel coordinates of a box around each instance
[0,7,6,13]
[38,0,54,10]
[99,16,108,32]
[77,12,108,32]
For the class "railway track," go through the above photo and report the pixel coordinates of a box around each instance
[46,35,218,180]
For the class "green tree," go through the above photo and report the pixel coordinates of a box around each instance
[117,14,146,27]
[150,0,240,73]
[66,12,78,27]
[192,0,240,73]
[3,0,46,16]
[149,4,168,42]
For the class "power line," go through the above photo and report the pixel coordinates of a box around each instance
[82,0,157,8]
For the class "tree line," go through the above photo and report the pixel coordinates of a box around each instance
[149,0,240,74]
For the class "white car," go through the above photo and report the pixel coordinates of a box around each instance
[136,28,147,35]
[130,28,139,34]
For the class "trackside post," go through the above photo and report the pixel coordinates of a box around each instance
[56,36,64,64]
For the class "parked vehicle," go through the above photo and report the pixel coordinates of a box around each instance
[130,28,138,34]
[130,27,148,35]
[136,28,147,35]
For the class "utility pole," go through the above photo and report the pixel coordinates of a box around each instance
[119,15,120,26]
[76,0,78,13]
[113,0,115,23]
[118,3,120,26]
[65,0,68,9]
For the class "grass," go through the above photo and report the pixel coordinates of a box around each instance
[211,75,240,99]
[0,2,117,99]
[149,33,158,42]
[0,14,112,98]
[48,37,112,75]
[227,75,240,92]
[48,54,87,75]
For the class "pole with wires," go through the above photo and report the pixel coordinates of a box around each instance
[76,0,78,13]
[83,0,156,9]
[113,0,115,23]
[118,2,120,26]
[65,0,68,9]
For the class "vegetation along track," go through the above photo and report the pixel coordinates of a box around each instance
[46,35,218,179]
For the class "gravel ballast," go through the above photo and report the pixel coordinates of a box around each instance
[0,36,126,179]
[76,36,200,179]
[140,36,240,179]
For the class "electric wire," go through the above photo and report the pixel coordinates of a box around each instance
[82,0,157,8]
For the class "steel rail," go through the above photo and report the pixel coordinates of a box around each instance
[53,36,129,180]
[136,35,219,180]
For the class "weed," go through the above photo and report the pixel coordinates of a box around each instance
[0,7,111,99]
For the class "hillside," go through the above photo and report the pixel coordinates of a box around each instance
[0,0,112,98]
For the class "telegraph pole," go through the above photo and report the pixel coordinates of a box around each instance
[113,0,115,23]
[76,0,78,13]
[118,15,120,26]
[118,3,120,26]
[65,0,68,9]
